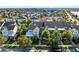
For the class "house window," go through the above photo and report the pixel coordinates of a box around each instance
[0,31,2,34]
[42,22,45,27]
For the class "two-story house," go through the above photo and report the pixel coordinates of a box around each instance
[26,23,40,39]
[26,21,79,39]
[1,21,17,40]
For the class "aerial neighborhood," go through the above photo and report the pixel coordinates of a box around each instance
[0,8,79,52]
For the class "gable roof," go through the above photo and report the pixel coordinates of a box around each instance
[0,22,5,30]
[28,21,79,30]
[2,21,16,30]
[28,22,43,30]
[45,21,71,28]
[0,22,4,27]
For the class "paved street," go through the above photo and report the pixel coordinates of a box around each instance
[0,47,49,52]
[0,48,31,52]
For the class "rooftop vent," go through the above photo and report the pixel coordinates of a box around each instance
[70,24,73,29]
[34,24,36,26]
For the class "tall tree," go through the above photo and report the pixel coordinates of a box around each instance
[17,35,32,47]
[21,19,31,27]
[48,29,61,48]
[0,35,5,45]
[20,19,31,34]
[62,30,73,44]
[41,27,50,39]
[51,29,61,41]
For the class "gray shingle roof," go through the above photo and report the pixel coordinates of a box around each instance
[28,21,79,30]
[0,22,4,27]
[2,21,16,30]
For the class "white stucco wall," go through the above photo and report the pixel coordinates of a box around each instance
[69,28,79,39]
[33,27,40,38]
[1,25,17,37]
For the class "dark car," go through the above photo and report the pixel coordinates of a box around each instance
[50,47,62,52]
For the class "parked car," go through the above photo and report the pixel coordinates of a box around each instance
[75,48,79,52]
[50,47,62,52]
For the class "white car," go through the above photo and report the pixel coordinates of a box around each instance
[75,48,79,52]
[0,49,2,52]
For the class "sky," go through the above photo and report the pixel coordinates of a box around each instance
[0,0,79,8]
